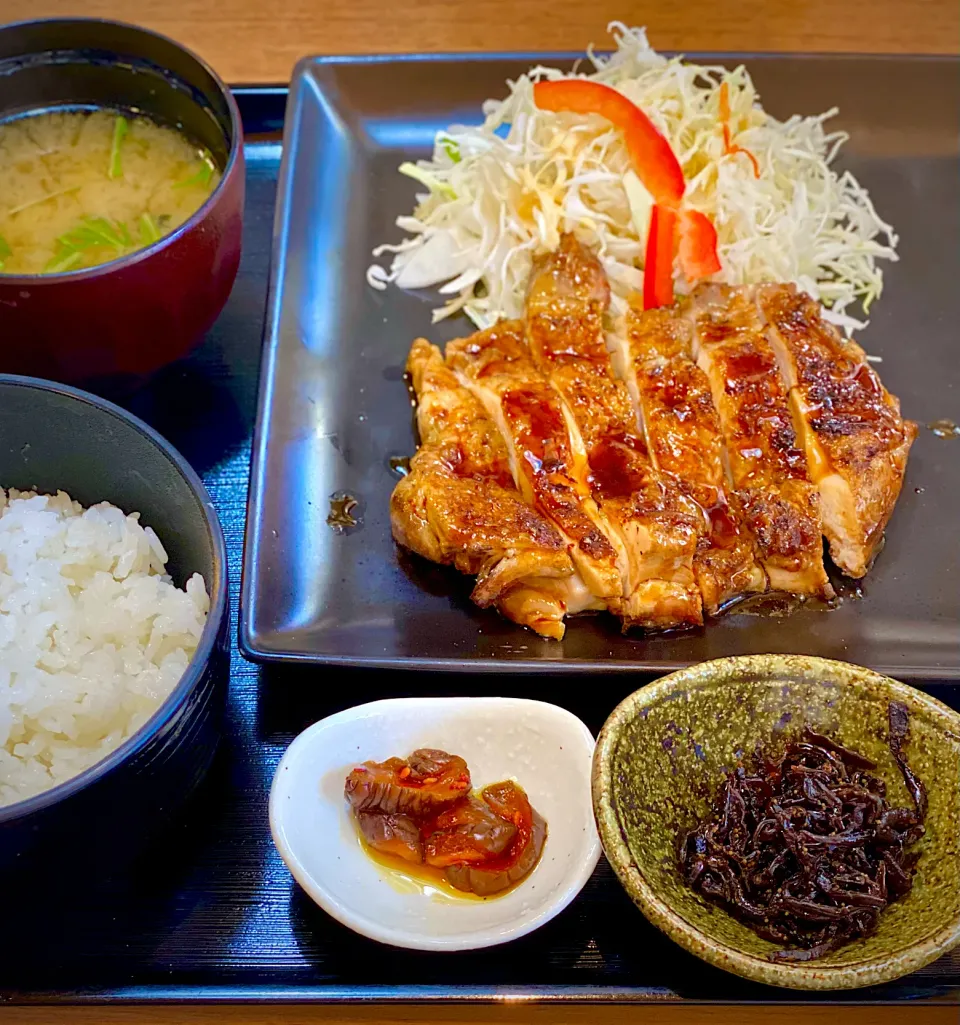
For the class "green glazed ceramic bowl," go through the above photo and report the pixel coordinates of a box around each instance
[593,655,960,990]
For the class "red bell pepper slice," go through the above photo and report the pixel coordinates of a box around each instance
[718,83,760,179]
[536,78,722,304]
[643,204,677,309]
[533,79,685,208]
[677,208,721,281]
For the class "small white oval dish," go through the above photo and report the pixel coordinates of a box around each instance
[269,696,600,951]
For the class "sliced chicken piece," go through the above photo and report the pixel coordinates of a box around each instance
[524,235,702,629]
[407,337,516,489]
[757,284,918,577]
[684,286,834,598]
[617,301,768,613]
[391,339,594,639]
[445,320,625,606]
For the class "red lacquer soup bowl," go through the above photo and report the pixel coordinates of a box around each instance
[0,18,244,383]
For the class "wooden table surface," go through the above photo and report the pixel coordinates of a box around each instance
[3,0,959,83]
[1,1,958,1023]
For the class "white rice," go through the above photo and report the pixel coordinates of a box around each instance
[0,489,209,807]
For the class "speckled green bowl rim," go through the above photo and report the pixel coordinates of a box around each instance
[592,654,960,991]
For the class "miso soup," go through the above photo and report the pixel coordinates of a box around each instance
[0,108,221,275]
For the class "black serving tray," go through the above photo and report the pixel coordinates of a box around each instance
[1,85,958,1008]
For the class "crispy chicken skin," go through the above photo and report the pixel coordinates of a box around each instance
[445,320,623,603]
[390,339,585,639]
[757,284,917,577]
[618,302,768,613]
[683,286,834,599]
[390,236,913,636]
[525,235,702,629]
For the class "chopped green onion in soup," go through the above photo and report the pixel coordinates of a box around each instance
[0,109,220,274]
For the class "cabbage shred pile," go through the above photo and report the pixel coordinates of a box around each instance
[367,24,898,335]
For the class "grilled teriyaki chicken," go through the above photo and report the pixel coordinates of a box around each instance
[615,303,766,614]
[445,321,623,604]
[524,237,701,629]
[391,338,592,639]
[390,235,916,638]
[757,284,917,577]
[680,285,834,598]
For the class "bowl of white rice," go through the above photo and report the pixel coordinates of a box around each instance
[0,374,228,868]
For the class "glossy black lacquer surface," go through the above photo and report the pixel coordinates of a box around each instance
[2,86,957,1008]
[242,55,960,676]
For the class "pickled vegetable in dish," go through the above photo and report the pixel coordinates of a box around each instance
[354,810,423,863]
[679,702,926,962]
[344,748,471,816]
[0,109,220,274]
[438,782,549,897]
[423,794,518,866]
[344,749,547,897]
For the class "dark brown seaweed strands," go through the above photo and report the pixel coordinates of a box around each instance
[679,701,926,962]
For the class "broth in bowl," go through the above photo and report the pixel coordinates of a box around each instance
[0,108,220,275]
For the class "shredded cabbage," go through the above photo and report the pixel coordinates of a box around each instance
[367,23,898,334]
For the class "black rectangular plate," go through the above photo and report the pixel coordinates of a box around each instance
[241,54,960,676]
[2,89,958,1008]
